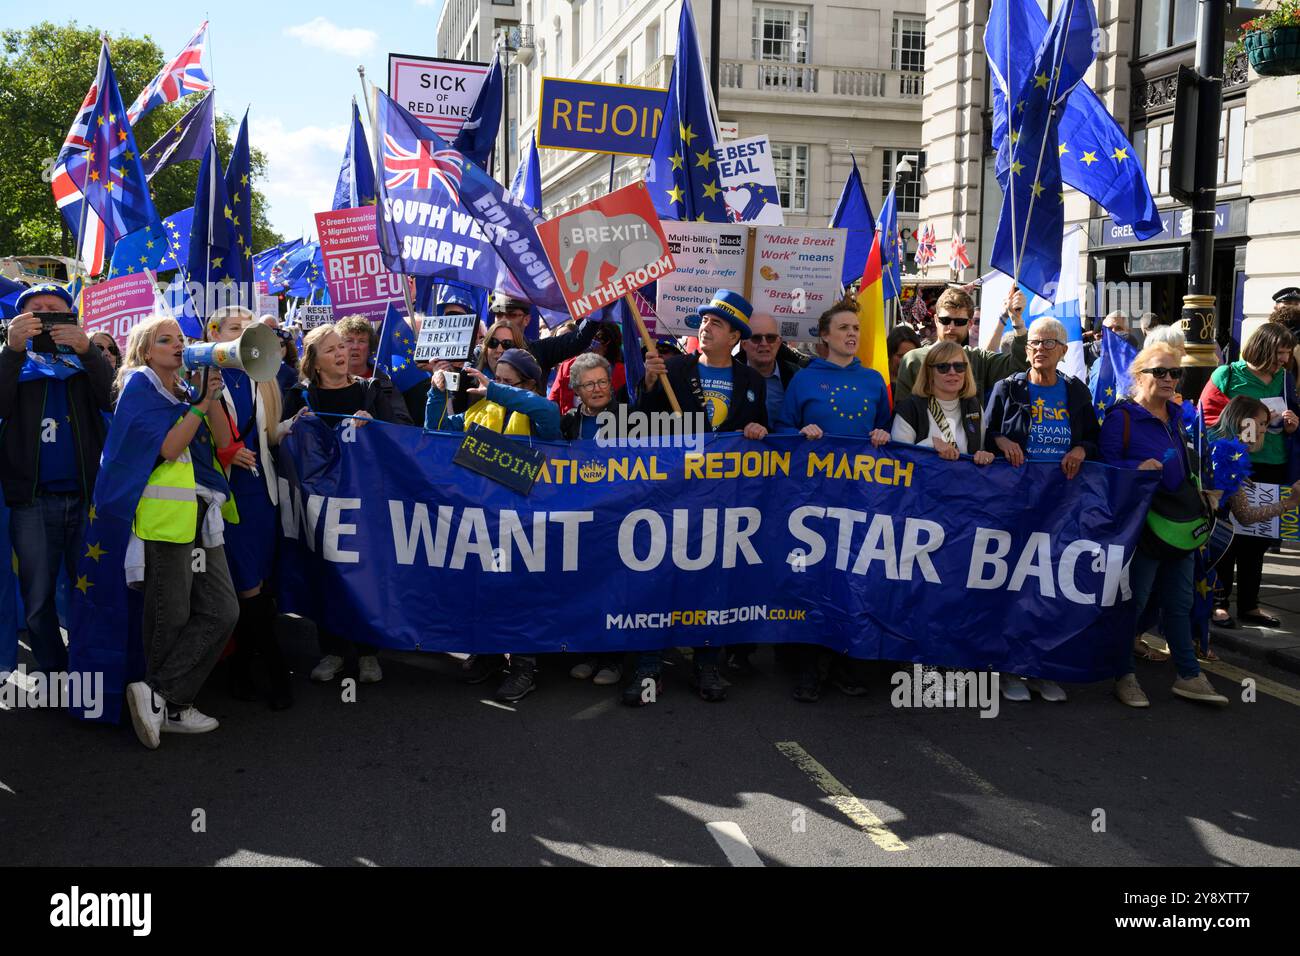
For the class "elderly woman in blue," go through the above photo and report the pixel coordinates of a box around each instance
[425,347,561,441]
[776,299,891,443]
[207,307,292,711]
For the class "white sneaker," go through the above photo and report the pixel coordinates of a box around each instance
[593,663,623,686]
[569,659,596,680]
[126,681,164,750]
[163,705,219,734]
[1026,678,1068,702]
[311,654,345,682]
[359,655,383,684]
[999,674,1031,701]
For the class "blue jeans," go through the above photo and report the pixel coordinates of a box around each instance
[1125,549,1199,679]
[10,493,86,672]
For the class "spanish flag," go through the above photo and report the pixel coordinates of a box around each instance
[855,230,892,408]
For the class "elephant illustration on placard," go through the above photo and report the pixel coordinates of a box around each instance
[556,210,664,298]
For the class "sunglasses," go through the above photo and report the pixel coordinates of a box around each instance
[750,334,780,344]
[1141,367,1183,380]
[486,337,515,349]
[930,361,968,374]
[936,316,970,327]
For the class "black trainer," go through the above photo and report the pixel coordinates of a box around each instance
[792,668,823,703]
[462,654,505,685]
[692,662,728,702]
[622,668,662,707]
[495,659,537,702]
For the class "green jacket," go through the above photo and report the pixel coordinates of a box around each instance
[895,332,1029,403]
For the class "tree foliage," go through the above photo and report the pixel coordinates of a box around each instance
[0,21,283,262]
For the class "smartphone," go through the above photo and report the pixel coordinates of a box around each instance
[30,312,79,354]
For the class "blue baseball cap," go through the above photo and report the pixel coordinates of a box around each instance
[438,289,477,315]
[15,283,76,314]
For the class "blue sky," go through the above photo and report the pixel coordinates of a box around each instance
[0,1,448,242]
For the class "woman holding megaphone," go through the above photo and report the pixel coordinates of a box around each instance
[206,306,293,710]
[105,316,241,749]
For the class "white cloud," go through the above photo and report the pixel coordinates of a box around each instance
[283,17,378,58]
[251,116,351,239]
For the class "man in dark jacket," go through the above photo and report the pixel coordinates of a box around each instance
[491,291,600,383]
[632,290,768,706]
[638,290,769,438]
[0,284,113,673]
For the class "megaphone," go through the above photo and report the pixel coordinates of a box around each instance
[183,323,282,382]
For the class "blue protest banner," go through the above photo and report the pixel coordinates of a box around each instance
[537,77,666,157]
[277,422,1157,682]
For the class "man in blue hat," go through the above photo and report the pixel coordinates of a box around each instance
[0,284,113,673]
[630,289,769,705]
[639,289,770,437]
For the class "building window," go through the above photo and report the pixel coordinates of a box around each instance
[1137,0,1198,58]
[1134,103,1245,196]
[646,21,660,65]
[752,6,810,64]
[595,0,604,39]
[616,51,628,83]
[892,17,925,72]
[882,149,926,215]
[771,143,808,213]
[572,1,582,64]
[556,26,563,72]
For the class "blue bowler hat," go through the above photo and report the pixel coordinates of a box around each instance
[692,289,753,340]
[15,282,76,314]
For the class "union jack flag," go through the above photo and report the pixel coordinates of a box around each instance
[914,223,937,269]
[126,21,211,126]
[949,227,972,272]
[383,135,464,205]
[52,40,111,274]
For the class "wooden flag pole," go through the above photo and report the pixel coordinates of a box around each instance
[624,292,680,415]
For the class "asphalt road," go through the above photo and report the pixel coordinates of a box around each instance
[3,620,1300,867]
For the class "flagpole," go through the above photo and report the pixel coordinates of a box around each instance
[357,67,420,326]
[625,293,681,414]
[1003,7,1018,280]
[1011,0,1080,289]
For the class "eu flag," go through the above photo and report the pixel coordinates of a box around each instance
[509,133,543,214]
[224,110,254,294]
[987,0,1161,240]
[829,159,876,287]
[58,43,158,258]
[376,304,426,393]
[991,0,1097,300]
[140,90,214,181]
[333,98,377,210]
[254,239,304,285]
[646,0,726,222]
[877,185,903,302]
[187,138,236,323]
[108,207,194,278]
[453,47,503,171]
[1089,326,1138,423]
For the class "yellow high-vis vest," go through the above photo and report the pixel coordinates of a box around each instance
[133,412,239,543]
[463,398,532,436]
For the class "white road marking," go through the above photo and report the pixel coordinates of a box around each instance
[706,821,765,867]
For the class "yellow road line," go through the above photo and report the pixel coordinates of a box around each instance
[1201,659,1300,708]
[775,741,908,852]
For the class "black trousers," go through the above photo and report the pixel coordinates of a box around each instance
[1216,461,1286,614]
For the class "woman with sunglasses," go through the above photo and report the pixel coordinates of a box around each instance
[1102,343,1229,708]
[1199,322,1300,628]
[982,317,1099,703]
[891,341,995,465]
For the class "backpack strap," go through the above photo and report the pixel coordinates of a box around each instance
[1121,404,1131,458]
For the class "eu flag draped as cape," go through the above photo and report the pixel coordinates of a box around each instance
[68,370,189,723]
